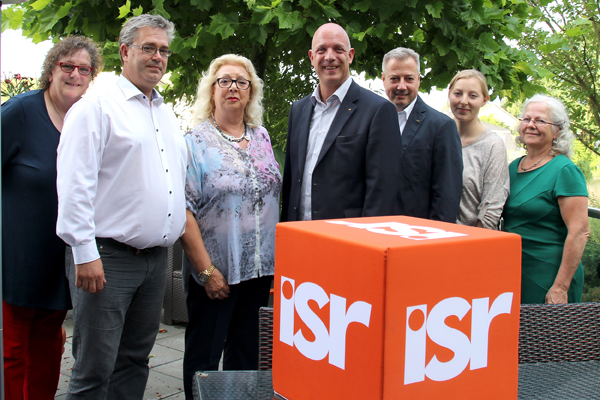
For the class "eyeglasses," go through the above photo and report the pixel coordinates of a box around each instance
[214,78,251,90]
[519,118,560,128]
[128,44,173,58]
[55,62,93,76]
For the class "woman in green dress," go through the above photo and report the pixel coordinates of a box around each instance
[503,94,589,304]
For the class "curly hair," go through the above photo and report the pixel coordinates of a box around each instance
[39,35,102,90]
[192,54,264,128]
[516,94,574,159]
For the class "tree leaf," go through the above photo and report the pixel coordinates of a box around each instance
[133,6,144,16]
[118,0,131,19]
[273,8,299,29]
[31,0,51,11]
[56,3,73,20]
[425,2,443,19]
[208,13,236,39]
[479,32,501,52]
[566,27,583,37]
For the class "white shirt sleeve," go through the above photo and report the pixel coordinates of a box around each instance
[56,97,104,264]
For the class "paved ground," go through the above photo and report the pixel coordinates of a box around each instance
[56,311,188,399]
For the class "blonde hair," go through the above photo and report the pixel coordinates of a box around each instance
[448,69,489,101]
[192,54,264,128]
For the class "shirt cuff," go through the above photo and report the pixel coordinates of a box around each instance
[72,240,101,265]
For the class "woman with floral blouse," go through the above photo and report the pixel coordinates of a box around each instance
[180,54,282,399]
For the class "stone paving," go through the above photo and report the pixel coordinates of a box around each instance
[55,311,187,399]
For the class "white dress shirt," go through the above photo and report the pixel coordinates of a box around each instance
[398,96,417,134]
[57,76,187,265]
[299,77,353,220]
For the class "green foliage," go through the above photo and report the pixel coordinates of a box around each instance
[3,0,542,146]
[479,114,510,130]
[1,73,37,102]
[582,240,600,302]
[572,140,600,182]
[518,0,600,157]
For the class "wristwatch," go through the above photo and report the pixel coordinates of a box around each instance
[199,265,216,283]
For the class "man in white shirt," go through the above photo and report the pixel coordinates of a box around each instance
[56,14,187,399]
[381,47,462,222]
[281,23,401,222]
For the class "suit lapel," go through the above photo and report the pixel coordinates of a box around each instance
[316,81,359,165]
[400,96,427,158]
[294,98,314,177]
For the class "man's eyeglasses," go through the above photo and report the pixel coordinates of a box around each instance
[214,78,251,90]
[56,62,94,76]
[519,118,560,128]
[128,44,173,58]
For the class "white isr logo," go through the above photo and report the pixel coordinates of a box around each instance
[326,221,467,240]
[279,276,372,370]
[404,292,513,384]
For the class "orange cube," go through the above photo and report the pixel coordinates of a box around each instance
[273,216,521,400]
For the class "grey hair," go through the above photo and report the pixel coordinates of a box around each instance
[192,54,264,128]
[382,47,420,74]
[119,14,175,61]
[517,94,574,159]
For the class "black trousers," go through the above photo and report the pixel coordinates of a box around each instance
[183,275,272,399]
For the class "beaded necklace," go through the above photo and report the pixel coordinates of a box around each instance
[211,114,249,143]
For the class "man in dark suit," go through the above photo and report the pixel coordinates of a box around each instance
[382,47,462,222]
[281,23,401,222]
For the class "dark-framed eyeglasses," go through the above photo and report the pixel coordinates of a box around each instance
[128,44,173,58]
[214,77,251,90]
[519,118,560,128]
[55,62,93,76]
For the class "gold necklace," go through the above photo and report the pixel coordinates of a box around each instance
[46,91,64,121]
[521,151,551,171]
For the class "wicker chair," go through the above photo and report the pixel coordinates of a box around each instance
[518,302,600,364]
[258,307,274,370]
[163,240,189,324]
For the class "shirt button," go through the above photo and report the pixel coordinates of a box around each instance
[169,191,172,194]
[156,129,159,132]
[168,213,171,217]
[166,169,169,172]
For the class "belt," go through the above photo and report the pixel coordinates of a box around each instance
[96,238,158,256]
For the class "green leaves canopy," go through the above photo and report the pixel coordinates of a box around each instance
[4,0,539,147]
[518,0,600,155]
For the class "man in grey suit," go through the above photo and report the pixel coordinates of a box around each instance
[382,47,463,222]
[281,23,401,222]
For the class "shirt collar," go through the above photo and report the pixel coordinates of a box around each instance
[117,75,164,106]
[400,95,418,119]
[311,76,353,106]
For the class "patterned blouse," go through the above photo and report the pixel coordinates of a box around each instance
[184,118,282,286]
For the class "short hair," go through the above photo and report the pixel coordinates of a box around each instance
[192,54,264,128]
[448,69,489,101]
[39,35,103,90]
[517,94,574,159]
[382,47,420,75]
[119,14,175,61]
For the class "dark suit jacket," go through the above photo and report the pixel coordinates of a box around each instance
[281,80,401,222]
[398,95,462,222]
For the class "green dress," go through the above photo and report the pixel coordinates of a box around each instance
[503,154,587,304]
